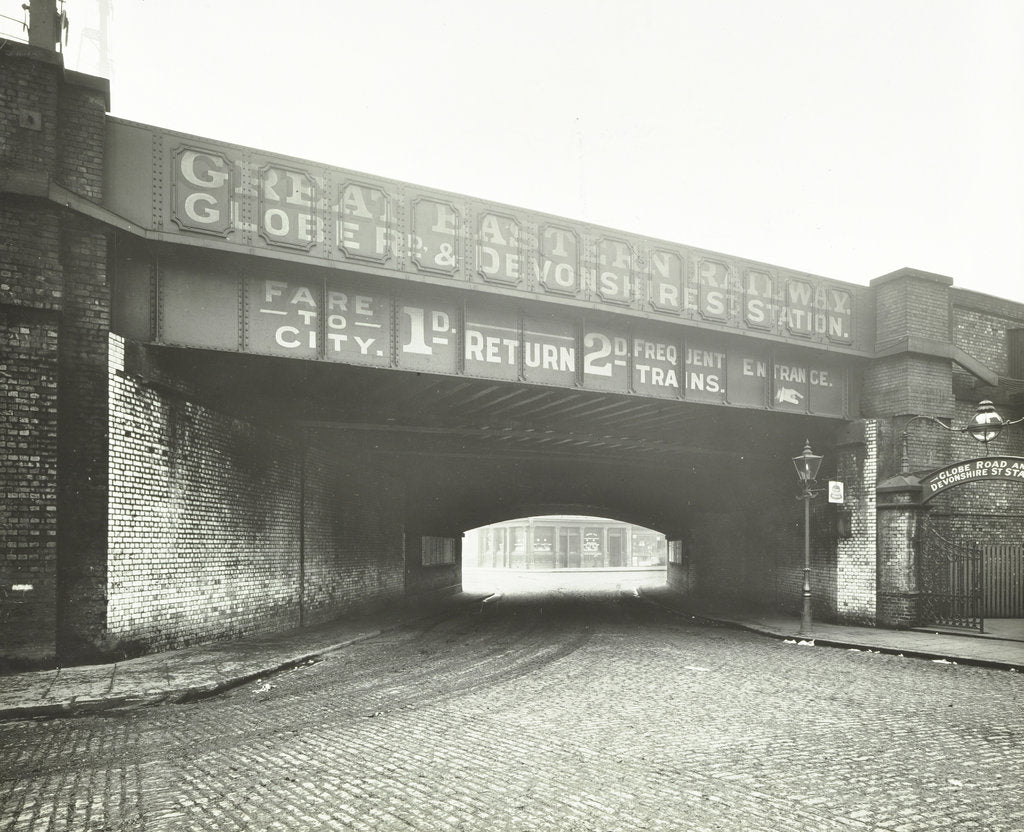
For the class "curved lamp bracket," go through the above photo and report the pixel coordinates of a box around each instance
[901,400,1024,474]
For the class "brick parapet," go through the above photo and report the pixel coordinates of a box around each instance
[0,43,61,177]
[951,290,1024,383]
[56,83,107,201]
[871,268,954,348]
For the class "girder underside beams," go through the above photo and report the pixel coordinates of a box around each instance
[143,345,830,456]
[136,345,834,534]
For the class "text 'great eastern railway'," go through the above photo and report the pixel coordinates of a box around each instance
[102,121,871,355]
[119,261,852,417]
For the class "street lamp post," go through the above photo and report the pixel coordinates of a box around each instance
[792,440,823,636]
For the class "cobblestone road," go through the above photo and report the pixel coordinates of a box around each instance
[2,590,1022,831]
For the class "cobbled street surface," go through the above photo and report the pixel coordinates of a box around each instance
[1,589,1022,832]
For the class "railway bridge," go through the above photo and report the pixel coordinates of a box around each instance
[3,39,1023,665]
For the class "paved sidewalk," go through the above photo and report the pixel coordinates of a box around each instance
[640,586,1024,671]
[1,588,1021,721]
[0,592,487,722]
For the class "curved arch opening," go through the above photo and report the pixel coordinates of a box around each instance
[462,514,667,595]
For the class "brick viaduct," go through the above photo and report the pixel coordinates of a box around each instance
[2,40,1023,667]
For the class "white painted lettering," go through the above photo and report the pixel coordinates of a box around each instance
[184,192,220,224]
[275,326,300,348]
[466,330,484,361]
[264,208,289,236]
[265,281,287,303]
[180,151,229,188]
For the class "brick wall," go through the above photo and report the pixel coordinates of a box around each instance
[0,45,61,175]
[835,420,877,624]
[670,495,831,617]
[863,355,955,421]
[108,335,302,652]
[866,270,956,423]
[56,217,111,660]
[873,269,953,348]
[0,202,64,310]
[405,533,461,599]
[673,423,884,626]
[106,336,412,655]
[952,288,1024,376]
[922,399,1024,546]
[769,501,834,618]
[1,43,110,665]
[56,79,107,199]
[876,488,919,628]
[303,461,407,624]
[0,308,59,663]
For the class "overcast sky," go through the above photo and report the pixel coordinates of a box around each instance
[50,0,1024,304]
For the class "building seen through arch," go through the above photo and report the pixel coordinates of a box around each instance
[465,517,667,571]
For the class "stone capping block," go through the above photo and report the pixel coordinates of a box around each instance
[870,267,954,289]
[876,473,924,508]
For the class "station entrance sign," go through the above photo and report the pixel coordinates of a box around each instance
[920,457,1024,502]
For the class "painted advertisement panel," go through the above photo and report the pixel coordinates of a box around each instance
[323,284,391,366]
[398,295,460,374]
[535,224,580,297]
[337,181,392,263]
[246,276,321,360]
[107,121,870,354]
[684,340,729,405]
[258,165,318,250]
[770,348,846,415]
[122,256,856,419]
[581,322,631,393]
[522,313,577,388]
[170,147,234,237]
[410,197,460,276]
[465,303,520,381]
[476,212,523,286]
[727,351,769,409]
[632,331,682,400]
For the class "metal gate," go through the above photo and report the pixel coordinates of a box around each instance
[915,517,984,631]
[982,545,1024,618]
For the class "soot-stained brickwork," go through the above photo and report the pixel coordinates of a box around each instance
[0,308,59,661]
[1,42,113,665]
[107,335,303,652]
[107,336,411,655]
[866,273,1024,628]
[302,458,408,625]
[56,216,112,661]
